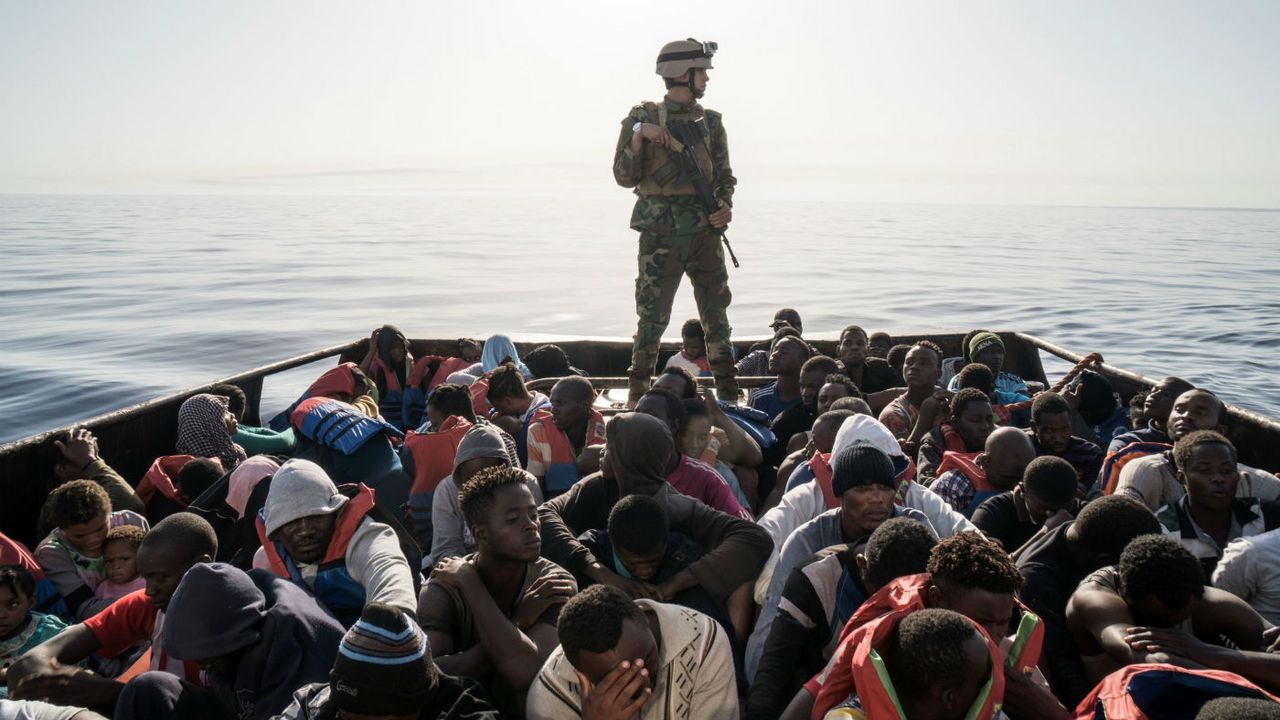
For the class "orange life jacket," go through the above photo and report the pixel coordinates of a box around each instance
[136,454,196,510]
[936,450,1000,515]
[821,607,1007,720]
[811,451,837,509]
[810,572,1043,719]
[404,415,474,495]
[1099,442,1173,496]
[407,355,473,391]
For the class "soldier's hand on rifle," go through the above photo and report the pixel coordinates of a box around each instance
[635,123,671,148]
[708,199,731,229]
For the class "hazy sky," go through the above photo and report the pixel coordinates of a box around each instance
[2,1,1278,206]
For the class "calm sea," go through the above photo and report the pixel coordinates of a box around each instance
[2,190,1278,444]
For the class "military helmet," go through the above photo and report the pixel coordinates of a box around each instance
[655,38,717,78]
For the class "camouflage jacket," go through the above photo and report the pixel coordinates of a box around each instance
[613,98,737,234]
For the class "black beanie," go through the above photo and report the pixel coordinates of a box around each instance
[330,603,437,714]
[831,442,897,496]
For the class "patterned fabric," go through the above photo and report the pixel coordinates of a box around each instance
[932,468,978,515]
[175,393,247,470]
[338,615,427,665]
[0,613,68,698]
[877,394,919,440]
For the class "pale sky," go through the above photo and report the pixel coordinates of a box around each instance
[2,0,1278,206]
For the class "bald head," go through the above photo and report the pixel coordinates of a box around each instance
[1167,388,1226,441]
[980,427,1037,491]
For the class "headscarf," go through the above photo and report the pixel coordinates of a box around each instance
[604,412,672,495]
[480,334,530,377]
[176,394,247,470]
[226,455,282,519]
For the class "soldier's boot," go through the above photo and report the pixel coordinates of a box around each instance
[709,354,740,405]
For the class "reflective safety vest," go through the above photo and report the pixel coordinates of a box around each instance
[936,450,999,517]
[1073,663,1280,720]
[255,483,376,628]
[1100,442,1173,496]
[528,408,606,497]
[810,573,1042,719]
[821,603,1007,720]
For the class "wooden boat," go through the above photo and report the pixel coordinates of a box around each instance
[3,331,1278,547]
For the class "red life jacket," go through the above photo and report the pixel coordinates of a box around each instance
[810,573,1043,719]
[936,450,1001,515]
[255,483,377,627]
[811,451,837,509]
[1073,663,1280,720]
[939,422,970,453]
[369,354,409,394]
[1099,442,1173,496]
[404,415,474,495]
[470,376,492,418]
[305,362,360,399]
[136,454,196,510]
[407,356,473,391]
[821,606,1007,720]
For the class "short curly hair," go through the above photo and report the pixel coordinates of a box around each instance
[608,495,669,556]
[1073,495,1162,558]
[863,517,937,589]
[1031,392,1071,425]
[49,479,111,527]
[911,340,945,365]
[886,609,982,697]
[927,532,1023,594]
[950,388,992,420]
[956,363,995,395]
[427,383,476,422]
[0,564,36,601]
[801,355,840,377]
[459,466,531,529]
[1173,430,1237,474]
[657,366,698,400]
[104,524,146,552]
[558,585,646,663]
[1118,534,1205,611]
[820,373,862,400]
[1196,697,1280,720]
[1023,456,1079,507]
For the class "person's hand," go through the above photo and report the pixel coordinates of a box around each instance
[1002,668,1069,720]
[11,663,97,704]
[919,390,952,424]
[1124,627,1220,666]
[701,389,727,419]
[1042,507,1074,531]
[656,570,696,602]
[513,574,577,630]
[577,445,605,476]
[592,567,661,600]
[1064,383,1083,412]
[56,428,99,469]
[708,200,731,229]
[1264,624,1280,653]
[576,660,652,720]
[430,557,479,590]
[635,123,670,148]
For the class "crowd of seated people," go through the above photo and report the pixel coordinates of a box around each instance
[4,316,1280,720]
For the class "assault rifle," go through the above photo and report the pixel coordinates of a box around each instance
[656,118,740,268]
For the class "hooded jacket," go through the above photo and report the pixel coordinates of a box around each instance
[163,563,345,720]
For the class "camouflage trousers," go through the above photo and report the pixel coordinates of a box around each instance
[628,228,738,401]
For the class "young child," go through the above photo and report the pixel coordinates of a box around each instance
[0,565,68,698]
[664,318,711,376]
[34,480,149,621]
[95,525,146,602]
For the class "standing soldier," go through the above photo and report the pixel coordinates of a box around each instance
[614,37,739,406]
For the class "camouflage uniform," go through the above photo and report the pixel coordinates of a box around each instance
[614,98,738,402]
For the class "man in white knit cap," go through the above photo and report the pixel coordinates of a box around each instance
[253,459,417,625]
